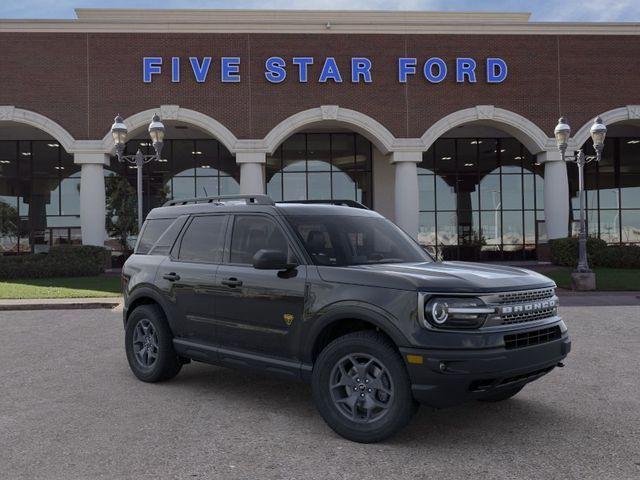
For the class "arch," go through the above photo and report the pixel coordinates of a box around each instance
[420,106,552,154]
[0,106,76,152]
[100,105,239,154]
[263,106,396,155]
[571,105,640,148]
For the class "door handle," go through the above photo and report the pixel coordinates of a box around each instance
[221,277,243,288]
[162,272,181,282]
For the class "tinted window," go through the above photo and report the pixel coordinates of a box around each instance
[136,218,174,254]
[287,214,432,266]
[178,215,227,263]
[149,216,188,255]
[230,215,291,264]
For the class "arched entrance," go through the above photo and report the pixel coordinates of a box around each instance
[418,110,550,261]
[0,112,80,253]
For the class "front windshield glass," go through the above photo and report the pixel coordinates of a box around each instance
[286,214,433,266]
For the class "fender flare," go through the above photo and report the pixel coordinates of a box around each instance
[125,285,177,332]
[301,302,410,364]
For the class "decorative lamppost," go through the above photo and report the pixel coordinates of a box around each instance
[554,116,607,289]
[110,114,166,231]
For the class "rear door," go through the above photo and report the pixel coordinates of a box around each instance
[157,214,229,343]
[213,213,307,359]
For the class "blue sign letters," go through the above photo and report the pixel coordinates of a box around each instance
[143,55,508,84]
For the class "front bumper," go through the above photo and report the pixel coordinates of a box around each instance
[400,329,571,408]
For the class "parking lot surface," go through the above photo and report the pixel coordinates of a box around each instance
[0,305,639,480]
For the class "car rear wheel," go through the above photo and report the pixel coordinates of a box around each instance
[312,331,417,443]
[125,304,182,382]
[477,385,524,402]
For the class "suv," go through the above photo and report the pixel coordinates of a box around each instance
[122,195,570,443]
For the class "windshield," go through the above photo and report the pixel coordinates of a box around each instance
[286,214,433,266]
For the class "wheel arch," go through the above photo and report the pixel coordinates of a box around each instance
[124,286,174,332]
[304,304,409,365]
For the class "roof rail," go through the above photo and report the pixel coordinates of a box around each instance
[163,194,275,207]
[277,199,370,210]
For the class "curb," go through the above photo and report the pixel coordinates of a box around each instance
[0,298,122,312]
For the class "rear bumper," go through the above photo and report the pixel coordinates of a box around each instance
[400,332,571,408]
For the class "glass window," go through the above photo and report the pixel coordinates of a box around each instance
[287,214,431,266]
[178,215,227,263]
[331,134,356,171]
[307,134,331,171]
[308,172,332,200]
[621,210,640,243]
[136,218,175,254]
[435,175,456,210]
[501,175,523,210]
[230,215,290,264]
[418,175,435,210]
[282,134,306,172]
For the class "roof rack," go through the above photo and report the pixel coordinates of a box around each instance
[163,194,275,207]
[277,199,369,210]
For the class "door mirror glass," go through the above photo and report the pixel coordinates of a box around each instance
[252,249,292,270]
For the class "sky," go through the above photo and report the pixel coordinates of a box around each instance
[0,0,639,22]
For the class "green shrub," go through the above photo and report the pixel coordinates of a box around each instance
[0,245,109,280]
[550,237,640,268]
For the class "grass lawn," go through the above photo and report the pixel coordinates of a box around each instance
[541,267,640,291]
[0,275,121,299]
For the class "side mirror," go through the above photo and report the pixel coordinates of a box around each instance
[252,249,295,270]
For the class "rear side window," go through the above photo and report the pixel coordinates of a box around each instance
[148,216,188,256]
[178,215,227,263]
[136,218,174,254]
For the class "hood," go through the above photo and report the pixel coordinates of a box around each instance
[317,261,555,293]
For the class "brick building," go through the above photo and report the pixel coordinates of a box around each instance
[0,9,639,259]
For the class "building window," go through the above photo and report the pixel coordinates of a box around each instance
[0,140,80,254]
[418,138,544,261]
[107,138,239,251]
[266,133,373,207]
[569,137,640,245]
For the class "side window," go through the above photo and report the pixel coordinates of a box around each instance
[229,215,291,264]
[136,218,174,255]
[294,223,337,265]
[149,216,188,255]
[178,215,227,263]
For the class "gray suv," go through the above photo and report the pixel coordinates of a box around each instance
[122,195,570,443]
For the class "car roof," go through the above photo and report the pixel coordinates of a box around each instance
[146,201,382,220]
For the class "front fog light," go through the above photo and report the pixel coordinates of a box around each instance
[423,297,494,329]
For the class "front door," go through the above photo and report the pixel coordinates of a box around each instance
[213,214,307,359]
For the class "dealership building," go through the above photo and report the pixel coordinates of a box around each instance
[0,9,639,260]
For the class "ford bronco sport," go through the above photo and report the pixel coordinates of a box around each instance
[122,194,570,443]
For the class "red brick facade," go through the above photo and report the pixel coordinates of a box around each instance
[0,32,638,141]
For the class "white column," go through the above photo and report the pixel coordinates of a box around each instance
[391,151,421,239]
[237,152,266,195]
[539,151,569,240]
[75,152,109,246]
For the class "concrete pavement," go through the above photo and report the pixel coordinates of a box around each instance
[0,306,638,479]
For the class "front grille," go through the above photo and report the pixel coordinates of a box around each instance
[501,306,557,325]
[497,287,555,305]
[504,326,561,350]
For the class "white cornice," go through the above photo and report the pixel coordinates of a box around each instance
[0,9,639,35]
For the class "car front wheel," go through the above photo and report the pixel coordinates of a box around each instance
[312,331,417,443]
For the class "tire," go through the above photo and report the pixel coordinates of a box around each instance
[477,385,524,402]
[125,304,182,383]
[312,331,417,443]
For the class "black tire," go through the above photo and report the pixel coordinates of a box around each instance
[477,385,524,402]
[125,304,182,383]
[312,331,417,443]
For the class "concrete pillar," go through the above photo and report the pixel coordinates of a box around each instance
[75,152,109,246]
[539,151,569,240]
[391,151,422,239]
[237,152,266,195]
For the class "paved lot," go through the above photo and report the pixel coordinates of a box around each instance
[0,306,639,480]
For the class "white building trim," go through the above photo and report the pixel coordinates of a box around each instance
[421,105,553,154]
[0,106,76,153]
[263,106,396,155]
[571,105,640,149]
[100,105,239,154]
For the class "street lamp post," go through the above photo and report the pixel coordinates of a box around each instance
[110,114,166,231]
[554,116,607,288]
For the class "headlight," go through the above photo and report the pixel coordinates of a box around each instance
[422,297,495,329]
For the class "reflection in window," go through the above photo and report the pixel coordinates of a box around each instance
[266,133,372,207]
[418,138,543,261]
[0,140,80,253]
